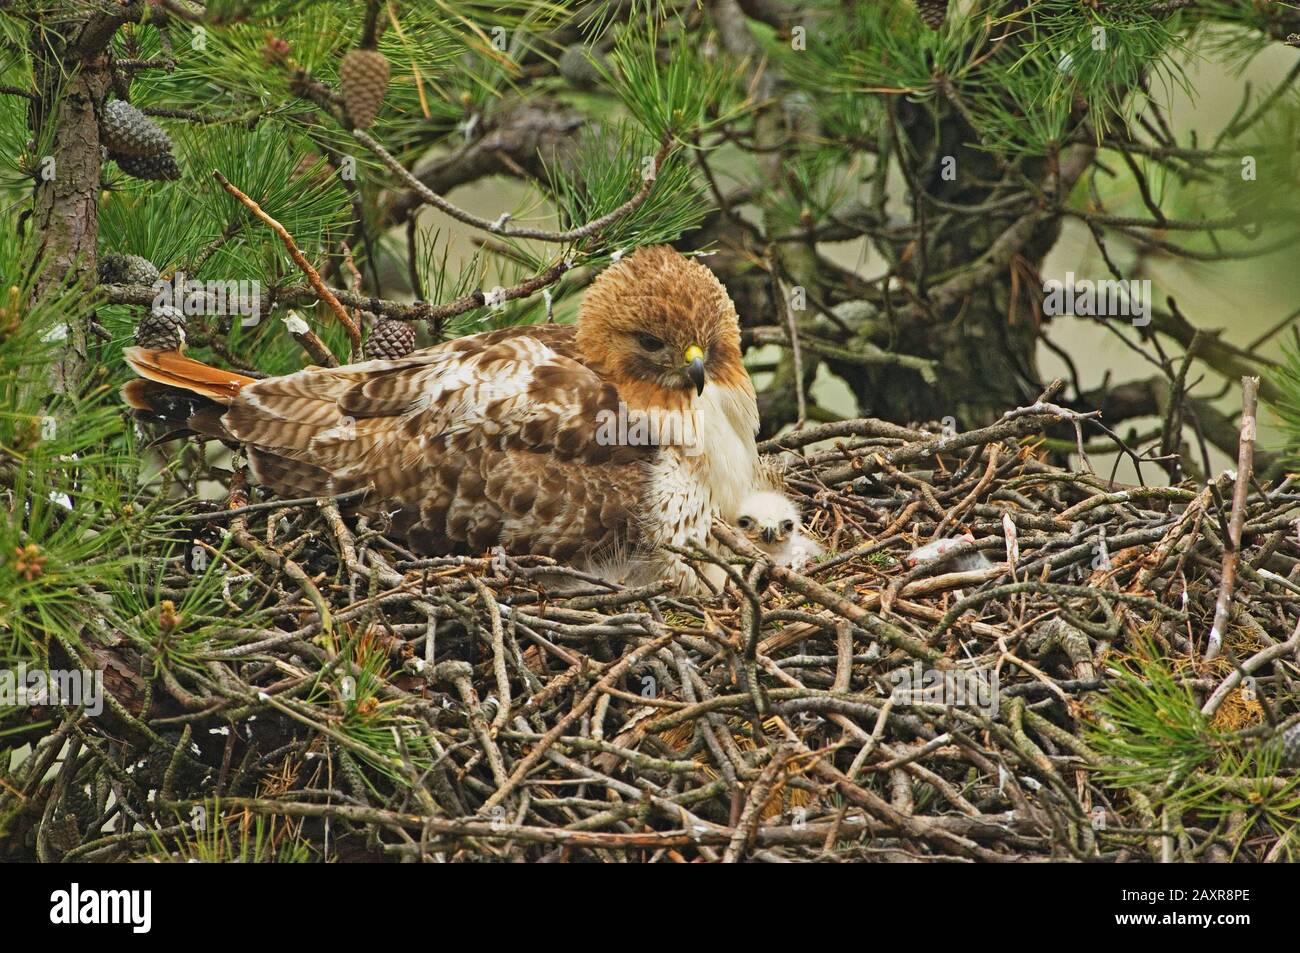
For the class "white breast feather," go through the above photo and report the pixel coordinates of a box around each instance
[634,380,759,590]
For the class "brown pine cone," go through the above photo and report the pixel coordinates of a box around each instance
[113,151,182,181]
[44,810,82,857]
[135,305,187,351]
[101,100,173,157]
[365,319,416,360]
[915,0,949,29]
[262,34,292,65]
[339,48,390,130]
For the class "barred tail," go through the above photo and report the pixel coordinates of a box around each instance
[121,347,255,442]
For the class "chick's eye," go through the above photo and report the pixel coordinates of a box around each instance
[636,334,665,352]
[737,517,753,530]
[780,521,794,533]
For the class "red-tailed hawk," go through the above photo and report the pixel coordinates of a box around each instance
[123,246,760,590]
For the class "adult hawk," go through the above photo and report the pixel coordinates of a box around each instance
[123,246,761,590]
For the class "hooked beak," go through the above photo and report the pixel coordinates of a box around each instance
[684,344,706,396]
[761,527,777,544]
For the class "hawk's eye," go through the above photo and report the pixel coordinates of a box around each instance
[780,520,795,533]
[737,517,753,530]
[636,334,665,352]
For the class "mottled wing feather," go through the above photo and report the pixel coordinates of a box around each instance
[224,325,654,556]
[409,447,648,560]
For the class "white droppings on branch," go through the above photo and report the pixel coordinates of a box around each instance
[282,311,311,336]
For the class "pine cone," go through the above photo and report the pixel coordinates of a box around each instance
[101,100,173,157]
[113,151,182,181]
[915,0,949,29]
[99,252,159,286]
[44,810,82,857]
[339,48,390,129]
[365,319,416,360]
[62,784,96,833]
[558,44,606,90]
[135,305,187,351]
[262,34,292,65]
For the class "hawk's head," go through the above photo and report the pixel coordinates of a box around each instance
[576,246,750,409]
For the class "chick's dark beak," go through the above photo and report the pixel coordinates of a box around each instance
[684,344,706,396]
[761,527,777,544]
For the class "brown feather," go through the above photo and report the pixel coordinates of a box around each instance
[123,347,254,404]
[120,247,760,582]
[121,378,162,411]
[121,377,234,442]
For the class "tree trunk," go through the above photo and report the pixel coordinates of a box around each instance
[28,20,114,395]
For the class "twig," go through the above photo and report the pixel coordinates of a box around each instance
[212,170,361,359]
[352,127,672,243]
[1204,377,1259,663]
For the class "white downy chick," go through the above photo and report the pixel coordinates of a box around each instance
[735,488,824,570]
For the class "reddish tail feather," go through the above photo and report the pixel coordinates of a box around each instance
[121,347,256,442]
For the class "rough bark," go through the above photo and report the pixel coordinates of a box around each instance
[27,20,111,390]
[27,14,120,394]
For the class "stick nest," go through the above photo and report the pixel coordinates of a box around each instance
[8,406,1300,863]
